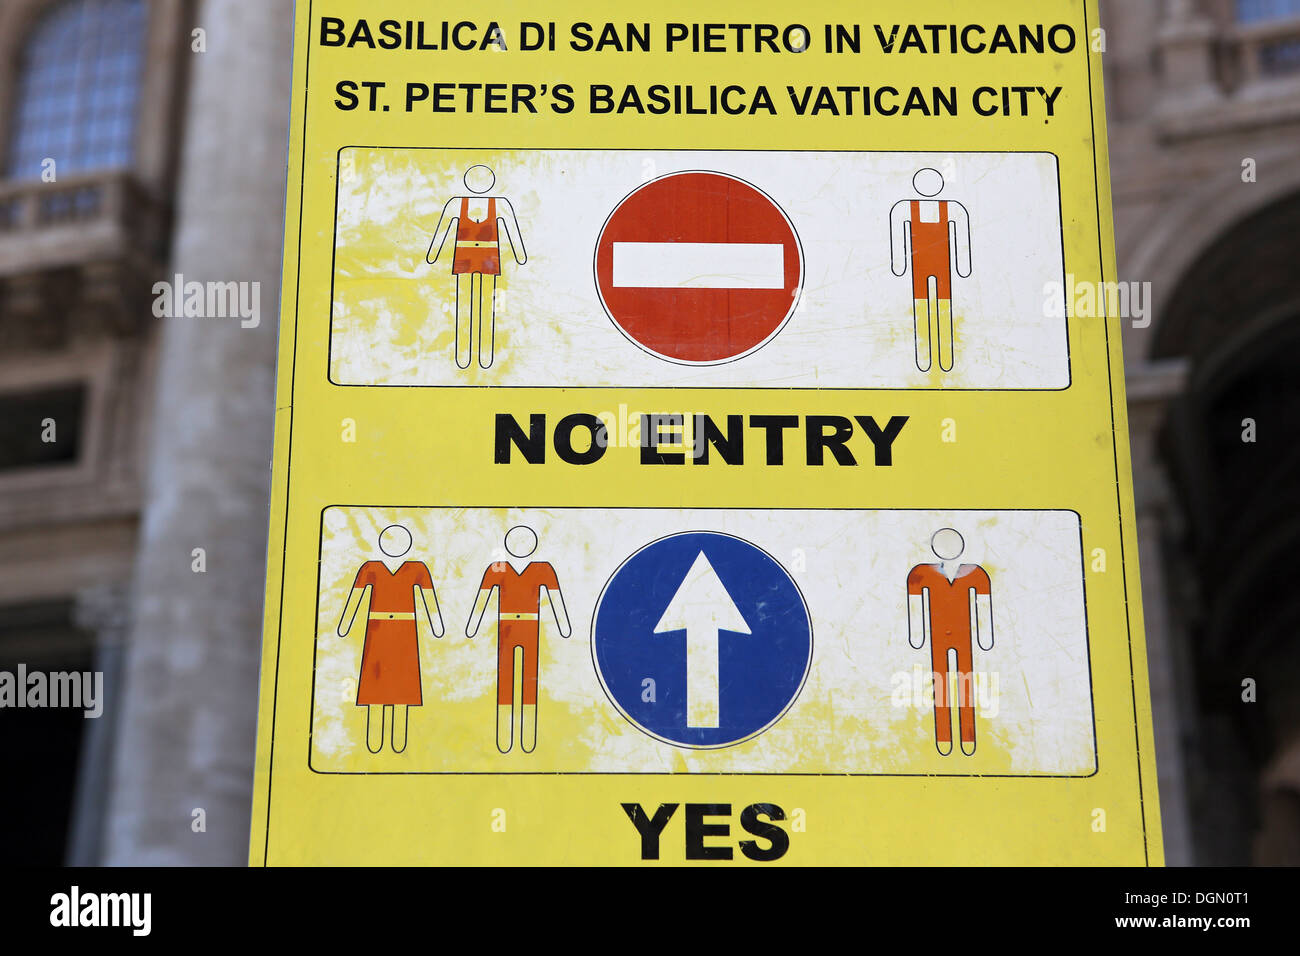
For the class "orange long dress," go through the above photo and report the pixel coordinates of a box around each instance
[350,560,434,706]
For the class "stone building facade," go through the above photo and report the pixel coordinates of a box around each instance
[0,0,1295,865]
[1108,0,1300,865]
[0,0,288,865]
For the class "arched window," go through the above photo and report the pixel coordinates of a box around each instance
[1237,0,1300,23]
[6,0,147,181]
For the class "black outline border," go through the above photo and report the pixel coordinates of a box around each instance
[325,146,1071,391]
[1083,0,1150,865]
[305,505,1098,780]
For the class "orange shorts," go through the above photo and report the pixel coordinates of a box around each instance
[453,246,501,276]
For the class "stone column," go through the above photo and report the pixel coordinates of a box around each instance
[1126,359,1195,866]
[1156,0,1223,112]
[67,584,130,866]
[102,0,293,865]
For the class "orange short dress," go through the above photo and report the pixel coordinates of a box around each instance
[350,560,434,706]
[452,197,501,276]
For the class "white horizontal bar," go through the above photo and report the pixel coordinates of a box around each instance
[612,242,785,289]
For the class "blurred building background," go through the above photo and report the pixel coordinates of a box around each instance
[0,0,1296,865]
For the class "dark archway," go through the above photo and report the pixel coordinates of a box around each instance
[1156,189,1300,864]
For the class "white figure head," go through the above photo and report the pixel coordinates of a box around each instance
[379,524,412,557]
[464,164,496,194]
[913,167,944,198]
[930,527,965,561]
[505,525,538,559]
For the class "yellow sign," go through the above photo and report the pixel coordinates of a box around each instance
[251,0,1163,865]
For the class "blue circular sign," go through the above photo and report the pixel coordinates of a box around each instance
[592,531,812,749]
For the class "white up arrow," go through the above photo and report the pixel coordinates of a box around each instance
[653,551,751,729]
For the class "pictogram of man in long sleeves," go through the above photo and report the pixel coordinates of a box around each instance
[466,526,571,754]
[906,527,993,756]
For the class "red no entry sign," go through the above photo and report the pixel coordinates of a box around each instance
[594,171,803,364]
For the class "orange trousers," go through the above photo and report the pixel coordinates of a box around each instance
[931,636,975,745]
[497,621,539,706]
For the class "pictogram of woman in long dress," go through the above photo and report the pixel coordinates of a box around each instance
[337,524,445,753]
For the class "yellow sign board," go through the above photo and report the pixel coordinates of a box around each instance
[251,0,1163,865]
